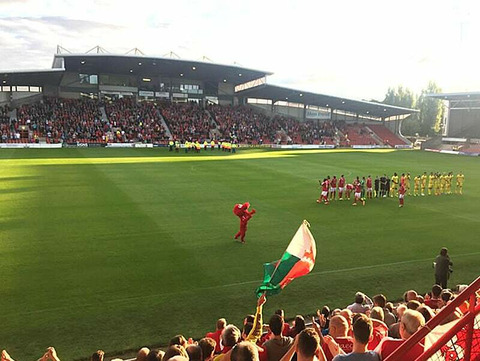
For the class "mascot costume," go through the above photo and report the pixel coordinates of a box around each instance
[233,202,256,243]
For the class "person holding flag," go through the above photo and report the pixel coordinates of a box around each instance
[256,220,316,297]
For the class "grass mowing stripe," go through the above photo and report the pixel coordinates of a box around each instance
[7,250,479,317]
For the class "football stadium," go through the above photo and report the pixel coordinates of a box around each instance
[1,36,480,361]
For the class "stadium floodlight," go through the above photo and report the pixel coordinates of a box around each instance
[138,62,142,66]
[192,66,196,70]
[223,79,227,82]
[180,73,184,77]
[142,78,151,82]
[299,93,303,97]
[129,69,133,73]
[80,60,86,65]
[238,73,242,76]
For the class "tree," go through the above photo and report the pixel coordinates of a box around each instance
[382,82,443,137]
[417,81,443,136]
[383,85,419,136]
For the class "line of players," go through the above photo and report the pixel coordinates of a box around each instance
[317,172,465,208]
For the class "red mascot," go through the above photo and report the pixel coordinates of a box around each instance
[233,202,256,244]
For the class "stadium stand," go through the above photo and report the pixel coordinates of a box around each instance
[0,97,412,147]
[339,123,378,146]
[2,278,478,361]
[104,98,169,143]
[159,101,213,141]
[208,104,278,144]
[368,124,408,147]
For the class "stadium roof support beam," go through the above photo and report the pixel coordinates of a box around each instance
[237,84,418,120]
[86,46,109,54]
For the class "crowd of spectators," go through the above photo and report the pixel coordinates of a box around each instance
[0,104,15,142]
[105,98,168,143]
[160,102,213,141]
[2,282,473,361]
[208,105,278,144]
[1,98,405,146]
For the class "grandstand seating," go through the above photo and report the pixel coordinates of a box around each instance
[160,102,213,141]
[461,144,480,154]
[368,124,408,146]
[0,98,409,147]
[340,123,378,146]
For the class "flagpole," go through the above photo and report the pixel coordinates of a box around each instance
[268,220,310,281]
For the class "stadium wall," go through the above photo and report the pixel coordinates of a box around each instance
[0,92,8,105]
[448,108,480,138]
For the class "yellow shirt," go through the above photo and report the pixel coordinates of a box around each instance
[457,173,465,185]
[414,176,421,187]
[391,175,399,185]
[421,174,427,186]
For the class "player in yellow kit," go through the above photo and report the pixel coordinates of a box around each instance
[420,172,427,196]
[456,172,465,194]
[435,173,442,195]
[428,172,435,195]
[405,172,411,195]
[440,173,447,195]
[446,172,453,194]
[390,172,399,197]
[413,175,421,196]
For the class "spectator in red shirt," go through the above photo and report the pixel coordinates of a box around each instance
[424,284,443,309]
[375,310,425,360]
[320,315,353,361]
[207,318,227,353]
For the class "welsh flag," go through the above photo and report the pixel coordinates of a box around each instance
[256,220,316,297]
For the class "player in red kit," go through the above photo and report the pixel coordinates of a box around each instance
[398,183,406,208]
[338,175,346,200]
[329,175,337,200]
[345,183,354,200]
[366,175,373,199]
[353,182,365,206]
[317,178,330,205]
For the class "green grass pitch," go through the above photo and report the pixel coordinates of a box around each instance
[0,148,478,360]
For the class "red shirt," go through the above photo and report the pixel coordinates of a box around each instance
[322,337,353,361]
[376,338,424,360]
[368,321,389,350]
[339,177,345,187]
[346,184,354,191]
[322,180,329,192]
[355,184,362,193]
[331,178,337,187]
[206,329,223,353]
[366,177,372,188]
[425,298,442,309]
[399,186,406,195]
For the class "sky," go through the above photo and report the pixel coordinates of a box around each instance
[0,0,479,100]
